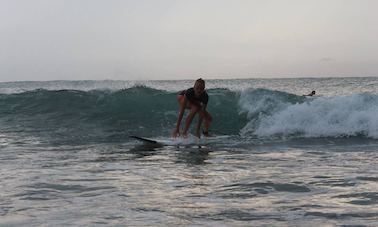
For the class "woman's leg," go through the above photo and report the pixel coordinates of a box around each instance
[200,110,212,136]
[183,106,200,136]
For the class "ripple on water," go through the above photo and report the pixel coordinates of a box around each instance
[333,192,378,205]
[15,183,116,200]
[215,181,311,199]
[309,178,357,187]
[356,176,378,182]
[222,182,311,193]
[305,211,378,219]
[207,209,285,222]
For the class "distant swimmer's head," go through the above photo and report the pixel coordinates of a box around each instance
[194,78,205,96]
[303,90,316,97]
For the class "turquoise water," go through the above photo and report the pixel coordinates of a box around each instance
[1,78,378,226]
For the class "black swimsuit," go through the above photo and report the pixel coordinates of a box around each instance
[179,87,209,106]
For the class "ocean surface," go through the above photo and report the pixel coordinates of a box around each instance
[0,77,377,226]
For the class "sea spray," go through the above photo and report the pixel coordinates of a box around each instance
[238,88,305,136]
[253,93,378,138]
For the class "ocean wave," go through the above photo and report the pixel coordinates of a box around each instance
[1,86,377,143]
[0,87,242,143]
[249,93,378,139]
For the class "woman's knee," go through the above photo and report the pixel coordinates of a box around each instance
[202,112,212,122]
[206,114,212,122]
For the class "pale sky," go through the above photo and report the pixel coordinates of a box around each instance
[1,0,378,82]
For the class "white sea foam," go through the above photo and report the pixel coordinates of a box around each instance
[238,88,300,135]
[241,93,378,138]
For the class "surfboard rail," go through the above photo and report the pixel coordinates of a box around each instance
[130,135,159,144]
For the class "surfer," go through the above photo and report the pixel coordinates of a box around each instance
[172,78,212,138]
[303,90,316,96]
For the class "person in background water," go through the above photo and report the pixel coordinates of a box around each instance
[304,90,316,96]
[172,78,212,138]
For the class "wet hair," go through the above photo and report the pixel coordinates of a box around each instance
[195,78,205,87]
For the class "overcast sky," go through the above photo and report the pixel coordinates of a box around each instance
[1,0,378,82]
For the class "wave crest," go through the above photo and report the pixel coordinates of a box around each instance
[250,93,378,139]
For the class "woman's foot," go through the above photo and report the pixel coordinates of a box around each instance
[202,130,211,137]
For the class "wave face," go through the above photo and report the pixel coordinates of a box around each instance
[0,87,243,143]
[1,86,378,144]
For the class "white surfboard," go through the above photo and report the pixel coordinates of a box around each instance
[130,134,229,147]
[130,135,164,145]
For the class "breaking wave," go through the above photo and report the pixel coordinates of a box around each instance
[1,86,377,144]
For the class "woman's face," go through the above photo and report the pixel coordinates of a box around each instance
[194,82,205,96]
